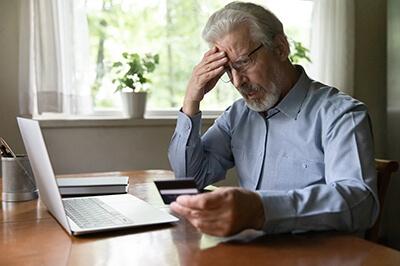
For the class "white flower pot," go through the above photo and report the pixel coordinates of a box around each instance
[120,91,148,118]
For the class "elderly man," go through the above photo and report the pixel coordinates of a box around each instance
[168,1,378,237]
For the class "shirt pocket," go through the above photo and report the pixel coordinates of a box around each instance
[277,156,325,190]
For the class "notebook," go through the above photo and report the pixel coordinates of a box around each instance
[17,117,178,235]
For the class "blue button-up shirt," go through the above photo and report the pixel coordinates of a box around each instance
[168,66,379,234]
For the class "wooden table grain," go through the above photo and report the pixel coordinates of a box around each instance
[1,170,400,265]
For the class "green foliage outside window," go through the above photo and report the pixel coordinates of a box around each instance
[289,40,311,64]
[85,0,311,110]
[86,0,239,109]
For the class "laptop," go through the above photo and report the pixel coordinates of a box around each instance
[17,117,178,235]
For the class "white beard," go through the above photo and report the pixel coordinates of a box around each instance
[237,64,283,112]
[239,82,280,112]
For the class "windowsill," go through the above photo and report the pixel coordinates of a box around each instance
[33,109,221,128]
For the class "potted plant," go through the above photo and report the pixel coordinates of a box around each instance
[112,52,159,118]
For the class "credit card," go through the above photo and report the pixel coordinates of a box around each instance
[154,179,200,204]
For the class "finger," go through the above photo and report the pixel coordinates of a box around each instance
[175,207,238,237]
[203,46,222,59]
[170,201,192,216]
[176,190,226,210]
[195,57,227,79]
[188,215,240,237]
[205,51,227,66]
[187,50,228,97]
[175,206,228,234]
[170,202,218,227]
[171,197,226,220]
[198,48,227,69]
[194,220,230,237]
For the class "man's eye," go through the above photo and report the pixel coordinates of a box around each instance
[233,58,250,68]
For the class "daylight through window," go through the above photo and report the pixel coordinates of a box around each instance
[85,0,313,112]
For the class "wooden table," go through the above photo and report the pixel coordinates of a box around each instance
[1,170,400,265]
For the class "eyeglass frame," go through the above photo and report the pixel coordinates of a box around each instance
[220,43,264,83]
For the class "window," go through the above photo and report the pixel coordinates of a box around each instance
[22,0,356,119]
[85,0,314,113]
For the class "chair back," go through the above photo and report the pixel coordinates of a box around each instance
[365,159,399,243]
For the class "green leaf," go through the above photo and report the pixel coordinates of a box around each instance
[289,40,311,63]
[111,51,159,93]
[112,62,123,67]
[154,54,160,64]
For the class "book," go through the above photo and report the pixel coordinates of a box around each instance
[56,176,129,196]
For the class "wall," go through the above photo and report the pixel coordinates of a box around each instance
[383,0,400,250]
[0,0,398,248]
[354,0,387,157]
[0,0,25,154]
[353,0,400,249]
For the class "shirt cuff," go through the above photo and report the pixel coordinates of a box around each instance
[257,190,295,233]
[176,109,202,141]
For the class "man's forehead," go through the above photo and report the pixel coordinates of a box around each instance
[214,26,254,58]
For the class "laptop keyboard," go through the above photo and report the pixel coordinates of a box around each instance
[63,197,133,229]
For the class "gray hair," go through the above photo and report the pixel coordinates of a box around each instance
[202,1,285,50]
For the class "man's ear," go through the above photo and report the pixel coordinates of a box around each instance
[273,34,290,61]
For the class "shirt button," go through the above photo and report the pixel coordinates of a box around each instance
[184,124,190,130]
[302,163,307,169]
[259,152,263,157]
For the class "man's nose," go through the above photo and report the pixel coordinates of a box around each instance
[231,69,247,88]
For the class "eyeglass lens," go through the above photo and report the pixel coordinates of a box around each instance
[219,44,263,83]
[220,69,233,83]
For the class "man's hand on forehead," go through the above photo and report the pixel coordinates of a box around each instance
[182,45,228,116]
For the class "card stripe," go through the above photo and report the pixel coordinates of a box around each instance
[159,188,199,195]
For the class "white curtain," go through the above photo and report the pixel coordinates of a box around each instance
[309,0,355,95]
[18,0,93,116]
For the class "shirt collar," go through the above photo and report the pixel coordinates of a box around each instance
[274,65,310,120]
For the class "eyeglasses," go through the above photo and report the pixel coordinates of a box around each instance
[220,44,264,83]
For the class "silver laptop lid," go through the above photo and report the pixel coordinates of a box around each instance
[17,117,72,234]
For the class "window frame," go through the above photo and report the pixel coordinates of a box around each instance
[33,0,314,121]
